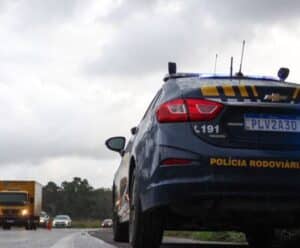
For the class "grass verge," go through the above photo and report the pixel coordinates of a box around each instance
[71,219,101,228]
[166,231,246,243]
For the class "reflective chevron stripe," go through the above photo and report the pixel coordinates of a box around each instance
[200,85,219,97]
[200,85,259,99]
[222,85,235,97]
[293,88,300,100]
[199,85,300,103]
[238,85,249,97]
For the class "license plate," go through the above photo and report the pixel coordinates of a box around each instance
[244,114,300,133]
[6,220,15,223]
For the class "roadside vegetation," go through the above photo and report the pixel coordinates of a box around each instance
[42,177,112,222]
[166,231,246,243]
[71,219,101,228]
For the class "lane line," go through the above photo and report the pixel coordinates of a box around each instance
[86,231,117,248]
[50,231,117,248]
[50,233,77,248]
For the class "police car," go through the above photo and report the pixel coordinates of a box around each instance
[106,63,300,248]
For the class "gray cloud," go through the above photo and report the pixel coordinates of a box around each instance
[203,0,300,24]
[1,0,300,187]
[88,0,300,77]
[0,79,145,164]
[101,0,157,23]
[3,0,90,31]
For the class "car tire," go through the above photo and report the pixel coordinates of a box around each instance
[3,224,11,230]
[112,211,129,242]
[246,229,275,248]
[129,170,164,248]
[31,223,37,230]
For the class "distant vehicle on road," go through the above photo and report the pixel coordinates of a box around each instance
[106,63,300,248]
[52,215,72,228]
[101,219,113,228]
[0,181,42,230]
[39,211,50,227]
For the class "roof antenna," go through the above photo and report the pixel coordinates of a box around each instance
[213,54,218,74]
[230,56,233,77]
[236,40,246,77]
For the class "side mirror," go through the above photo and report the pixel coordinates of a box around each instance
[105,137,126,154]
[131,127,138,135]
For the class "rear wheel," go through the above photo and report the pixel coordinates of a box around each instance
[25,223,31,230]
[3,224,11,230]
[129,170,164,248]
[31,223,37,230]
[25,220,36,230]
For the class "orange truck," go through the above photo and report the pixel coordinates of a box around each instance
[0,181,42,230]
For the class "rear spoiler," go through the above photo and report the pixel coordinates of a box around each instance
[163,72,199,82]
[164,62,288,83]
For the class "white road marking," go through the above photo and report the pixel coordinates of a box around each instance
[0,229,116,248]
[50,232,76,248]
[50,231,116,248]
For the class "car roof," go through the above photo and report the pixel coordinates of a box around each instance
[163,73,280,82]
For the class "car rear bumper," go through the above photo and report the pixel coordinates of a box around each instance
[142,178,300,229]
[143,176,300,209]
[53,223,71,228]
[140,144,300,229]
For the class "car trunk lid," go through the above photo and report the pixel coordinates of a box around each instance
[180,81,300,150]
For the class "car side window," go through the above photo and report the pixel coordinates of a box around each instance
[141,89,162,120]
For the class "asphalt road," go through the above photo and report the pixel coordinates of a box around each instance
[0,228,115,248]
[0,227,248,248]
[2,227,300,248]
[90,228,249,248]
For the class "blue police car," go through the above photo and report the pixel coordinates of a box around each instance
[106,63,300,248]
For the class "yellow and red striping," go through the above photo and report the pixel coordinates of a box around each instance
[199,85,300,102]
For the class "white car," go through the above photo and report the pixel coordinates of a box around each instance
[52,215,72,228]
[39,211,50,227]
[101,219,113,228]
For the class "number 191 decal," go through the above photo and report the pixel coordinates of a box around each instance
[194,124,220,134]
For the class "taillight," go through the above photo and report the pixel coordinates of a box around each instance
[156,99,223,123]
[187,99,223,121]
[156,99,188,123]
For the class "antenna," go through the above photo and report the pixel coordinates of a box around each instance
[230,57,233,77]
[213,54,218,74]
[237,40,246,77]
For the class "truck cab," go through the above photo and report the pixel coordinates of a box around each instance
[0,181,42,230]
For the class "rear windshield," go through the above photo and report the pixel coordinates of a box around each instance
[55,215,69,220]
[0,192,28,205]
[175,78,289,90]
[40,212,47,217]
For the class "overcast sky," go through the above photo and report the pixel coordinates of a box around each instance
[1,0,300,188]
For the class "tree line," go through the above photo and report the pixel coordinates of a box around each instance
[42,177,112,220]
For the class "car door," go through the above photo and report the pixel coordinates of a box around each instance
[115,138,134,222]
[114,89,163,222]
[133,89,163,186]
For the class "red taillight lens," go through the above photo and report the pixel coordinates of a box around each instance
[156,99,188,123]
[161,158,192,166]
[156,98,223,123]
[186,99,223,121]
